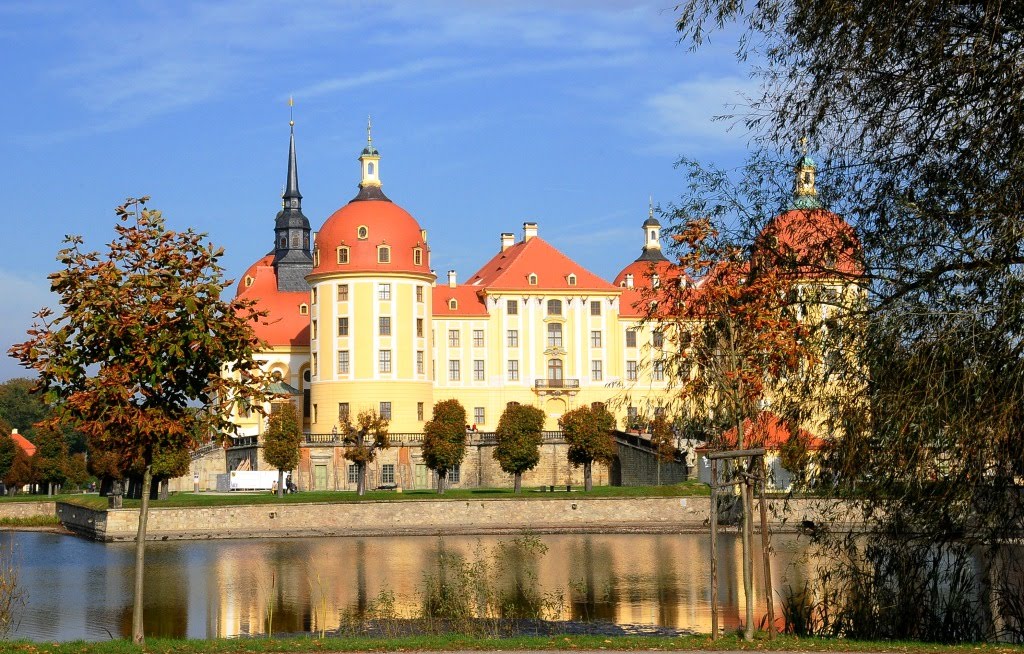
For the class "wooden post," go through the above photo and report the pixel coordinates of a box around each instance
[710,457,719,640]
[758,455,775,638]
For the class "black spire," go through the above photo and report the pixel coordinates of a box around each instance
[273,109,312,292]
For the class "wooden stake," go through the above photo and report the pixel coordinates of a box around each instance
[710,457,719,640]
[758,455,775,638]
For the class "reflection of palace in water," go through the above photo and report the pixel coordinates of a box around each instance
[191,533,822,638]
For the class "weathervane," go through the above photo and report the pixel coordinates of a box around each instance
[367,115,373,147]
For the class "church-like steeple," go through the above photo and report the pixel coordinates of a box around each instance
[791,138,823,210]
[273,99,313,291]
[352,115,391,202]
[635,196,668,262]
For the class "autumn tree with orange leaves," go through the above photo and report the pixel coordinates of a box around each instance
[9,198,270,646]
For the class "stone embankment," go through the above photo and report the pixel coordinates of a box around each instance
[54,496,861,542]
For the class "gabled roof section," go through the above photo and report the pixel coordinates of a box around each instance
[9,431,35,457]
[432,285,488,317]
[466,237,617,292]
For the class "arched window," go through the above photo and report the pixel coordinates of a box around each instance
[567,274,577,286]
[547,359,563,381]
[299,303,308,315]
[528,273,538,285]
[368,162,375,175]
[449,299,458,310]
[279,236,287,248]
[546,299,562,315]
[547,323,562,347]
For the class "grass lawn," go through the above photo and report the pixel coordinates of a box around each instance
[53,481,709,510]
[0,633,1021,654]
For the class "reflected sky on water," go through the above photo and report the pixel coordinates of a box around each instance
[4,531,820,641]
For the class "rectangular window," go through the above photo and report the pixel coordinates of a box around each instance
[547,323,562,348]
[338,350,350,374]
[653,360,665,381]
[338,402,350,422]
[506,299,518,315]
[378,283,391,300]
[507,359,519,381]
[591,330,602,347]
[338,284,349,301]
[413,248,422,266]
[626,329,637,348]
[311,287,318,304]
[448,329,460,347]
[417,402,424,421]
[590,300,601,316]
[312,353,318,376]
[416,350,424,374]
[450,464,461,484]
[626,360,638,381]
[311,320,317,339]
[348,464,359,484]
[338,317,349,336]
[449,360,461,381]
[416,318,424,337]
[379,401,392,420]
[507,329,519,347]
[381,464,395,485]
[377,246,390,264]
[379,350,392,373]
[591,360,603,382]
[653,330,664,348]
[379,316,391,336]
[312,403,318,422]
[473,359,485,381]
[474,407,485,425]
[337,247,350,265]
[473,330,485,347]
[416,286,424,302]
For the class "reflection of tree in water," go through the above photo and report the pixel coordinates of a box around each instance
[568,536,619,622]
[652,535,680,626]
[117,543,188,638]
[492,536,548,620]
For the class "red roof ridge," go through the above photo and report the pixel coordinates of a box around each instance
[467,236,617,291]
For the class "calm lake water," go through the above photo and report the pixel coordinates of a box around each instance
[5,531,818,641]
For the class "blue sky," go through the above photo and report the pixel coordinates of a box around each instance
[0,0,757,380]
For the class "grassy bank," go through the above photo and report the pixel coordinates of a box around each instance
[54,481,709,510]
[0,515,62,528]
[1,634,1022,654]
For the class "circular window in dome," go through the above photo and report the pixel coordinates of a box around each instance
[357,225,368,240]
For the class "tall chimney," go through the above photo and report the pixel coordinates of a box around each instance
[523,222,538,242]
[10,428,16,435]
[447,270,457,288]
[500,232,515,251]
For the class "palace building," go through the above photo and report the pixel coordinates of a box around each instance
[225,120,857,492]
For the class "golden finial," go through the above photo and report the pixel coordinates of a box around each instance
[288,96,294,127]
[367,114,373,146]
[649,194,654,218]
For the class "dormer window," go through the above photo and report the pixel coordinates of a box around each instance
[449,299,458,310]
[313,249,320,267]
[299,303,308,315]
[413,247,422,266]
[377,245,391,264]
[357,225,368,240]
[244,276,253,288]
[528,273,538,285]
[567,274,577,286]
[337,246,350,265]
[652,274,660,288]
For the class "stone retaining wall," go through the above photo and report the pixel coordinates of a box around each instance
[57,496,861,542]
[0,501,55,520]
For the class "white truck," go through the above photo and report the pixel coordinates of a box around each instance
[228,470,279,491]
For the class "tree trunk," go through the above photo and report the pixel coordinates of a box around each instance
[657,460,662,486]
[584,462,593,492]
[277,468,285,498]
[158,479,169,500]
[437,469,447,495]
[109,479,124,509]
[47,482,52,497]
[741,479,754,642]
[357,463,366,496]
[132,464,153,646]
[514,472,522,493]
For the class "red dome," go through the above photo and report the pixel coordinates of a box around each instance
[613,258,675,287]
[312,199,431,277]
[755,208,862,278]
[235,254,310,347]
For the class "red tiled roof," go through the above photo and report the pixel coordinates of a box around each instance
[432,285,488,317]
[614,259,683,318]
[10,432,35,457]
[466,237,617,292]
[718,411,823,450]
[235,255,310,348]
[755,208,863,278]
[311,199,431,278]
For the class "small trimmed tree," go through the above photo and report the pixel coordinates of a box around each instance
[32,424,69,496]
[342,409,389,496]
[64,453,89,491]
[422,399,467,494]
[264,402,302,497]
[494,403,545,493]
[4,449,32,495]
[559,404,616,491]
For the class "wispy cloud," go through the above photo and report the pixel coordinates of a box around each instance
[0,269,54,382]
[292,58,460,100]
[642,76,761,156]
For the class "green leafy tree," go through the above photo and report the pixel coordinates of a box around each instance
[422,399,468,494]
[32,424,68,496]
[559,404,616,491]
[8,198,269,645]
[494,403,545,493]
[342,409,389,496]
[263,402,302,497]
[0,379,47,438]
[4,448,32,495]
[148,445,191,500]
[63,453,89,491]
[0,432,16,494]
